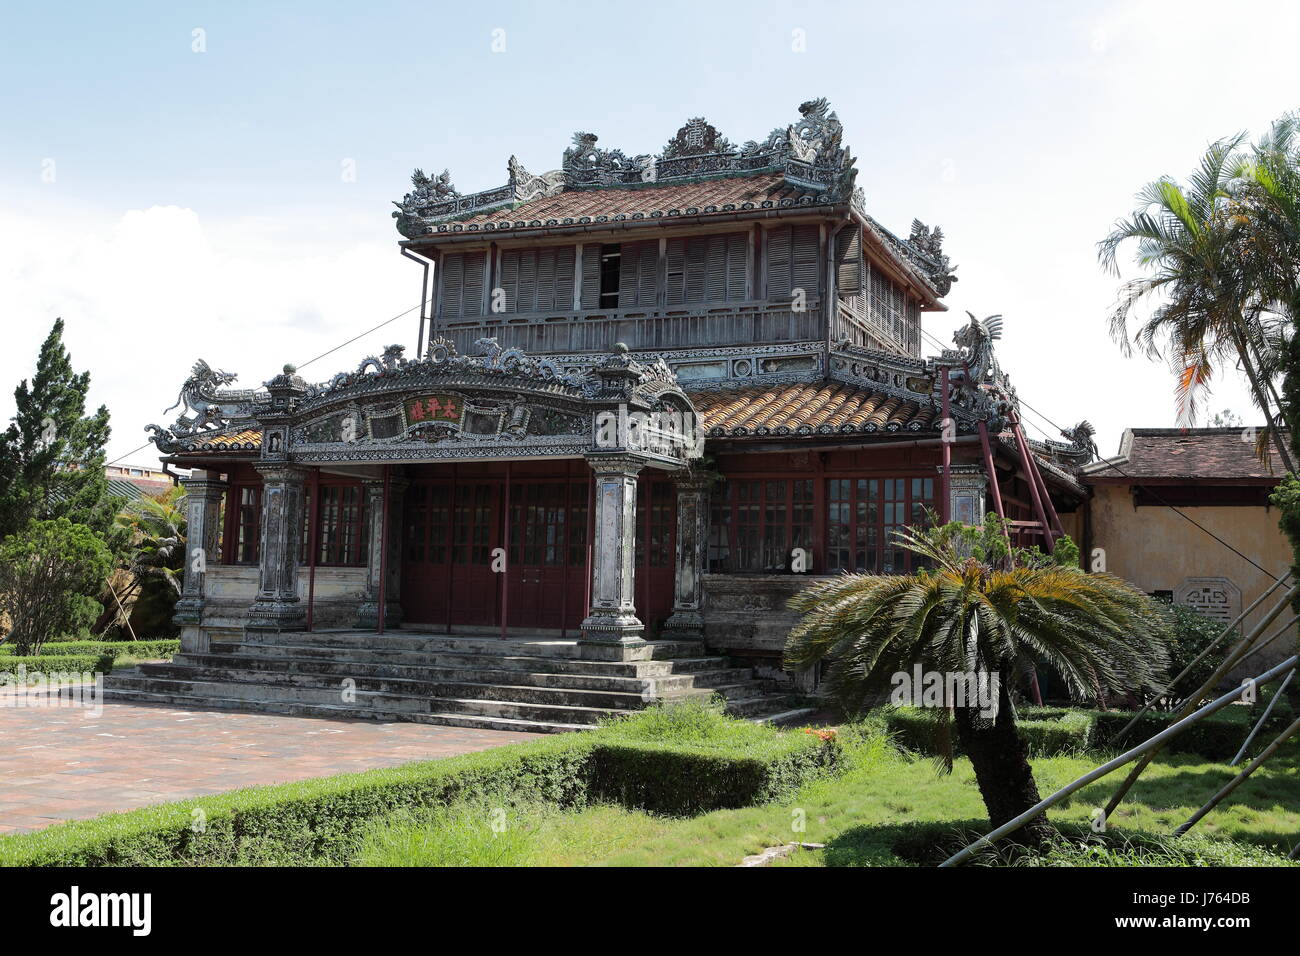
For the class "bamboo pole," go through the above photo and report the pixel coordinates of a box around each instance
[1107,574,1292,747]
[1175,713,1300,836]
[1103,588,1295,817]
[938,654,1299,867]
[1230,668,1295,767]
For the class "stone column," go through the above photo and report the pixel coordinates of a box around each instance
[173,469,227,653]
[949,465,988,527]
[662,470,710,641]
[246,463,309,632]
[580,454,646,659]
[356,472,407,630]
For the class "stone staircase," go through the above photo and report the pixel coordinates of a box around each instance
[101,630,814,733]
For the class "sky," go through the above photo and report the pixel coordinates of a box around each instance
[1,0,1297,466]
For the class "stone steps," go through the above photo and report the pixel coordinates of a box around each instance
[101,630,812,733]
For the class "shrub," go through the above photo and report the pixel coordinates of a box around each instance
[884,705,1092,758]
[0,518,113,655]
[0,639,178,660]
[1092,707,1275,760]
[0,653,113,684]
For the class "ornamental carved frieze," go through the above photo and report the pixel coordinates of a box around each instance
[146,341,699,469]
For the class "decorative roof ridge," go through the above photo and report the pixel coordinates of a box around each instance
[394,98,857,237]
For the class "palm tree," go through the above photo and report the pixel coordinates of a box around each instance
[98,487,186,637]
[1232,114,1300,462]
[786,517,1170,849]
[1099,136,1295,472]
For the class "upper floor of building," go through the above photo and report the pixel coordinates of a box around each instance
[394,100,957,361]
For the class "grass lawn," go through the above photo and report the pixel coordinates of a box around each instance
[352,726,1300,866]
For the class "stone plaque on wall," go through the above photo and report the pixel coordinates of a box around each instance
[1173,577,1242,628]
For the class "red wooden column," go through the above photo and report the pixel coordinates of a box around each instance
[377,465,391,635]
[305,467,321,631]
[500,461,512,639]
[939,366,952,523]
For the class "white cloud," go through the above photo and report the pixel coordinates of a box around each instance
[0,203,414,465]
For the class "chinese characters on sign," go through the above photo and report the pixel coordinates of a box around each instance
[405,394,462,424]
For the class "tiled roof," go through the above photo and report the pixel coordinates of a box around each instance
[694,382,937,438]
[170,428,263,456]
[1081,428,1286,482]
[429,173,829,232]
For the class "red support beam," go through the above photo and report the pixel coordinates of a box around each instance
[377,465,391,636]
[305,467,321,631]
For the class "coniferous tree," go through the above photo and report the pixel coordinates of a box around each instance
[0,319,124,546]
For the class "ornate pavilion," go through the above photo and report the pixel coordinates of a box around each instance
[132,99,1091,726]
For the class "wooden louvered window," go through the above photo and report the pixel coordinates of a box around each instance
[765,224,820,301]
[439,250,486,319]
[665,233,747,305]
[835,227,864,296]
[618,240,659,308]
[497,245,576,314]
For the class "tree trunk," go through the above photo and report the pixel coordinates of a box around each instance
[952,673,1056,850]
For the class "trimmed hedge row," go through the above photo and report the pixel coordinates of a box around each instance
[0,724,839,867]
[885,706,1093,758]
[886,699,1296,761]
[0,654,113,682]
[589,734,841,814]
[0,639,179,659]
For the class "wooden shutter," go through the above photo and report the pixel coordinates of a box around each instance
[460,251,485,317]
[498,245,575,313]
[666,233,746,305]
[498,250,520,313]
[618,240,658,308]
[791,225,820,297]
[439,253,464,318]
[726,233,747,300]
[835,227,864,296]
[439,251,486,318]
[552,245,575,312]
[764,227,792,300]
[580,244,601,309]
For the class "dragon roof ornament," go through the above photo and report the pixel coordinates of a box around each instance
[938,312,1019,428]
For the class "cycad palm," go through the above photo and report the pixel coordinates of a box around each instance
[786,518,1170,846]
[1099,136,1293,470]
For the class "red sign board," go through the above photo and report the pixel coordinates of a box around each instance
[405,394,462,423]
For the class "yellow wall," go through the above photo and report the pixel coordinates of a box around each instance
[1088,484,1294,679]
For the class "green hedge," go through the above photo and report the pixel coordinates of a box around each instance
[0,639,178,659]
[588,734,839,814]
[887,701,1294,762]
[0,654,113,682]
[885,706,1093,758]
[0,721,839,867]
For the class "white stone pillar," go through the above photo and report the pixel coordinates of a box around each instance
[580,454,646,659]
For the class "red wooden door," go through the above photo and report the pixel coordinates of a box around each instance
[507,479,588,633]
[635,477,676,630]
[449,481,500,627]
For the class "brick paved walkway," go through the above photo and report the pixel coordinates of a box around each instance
[0,688,538,834]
